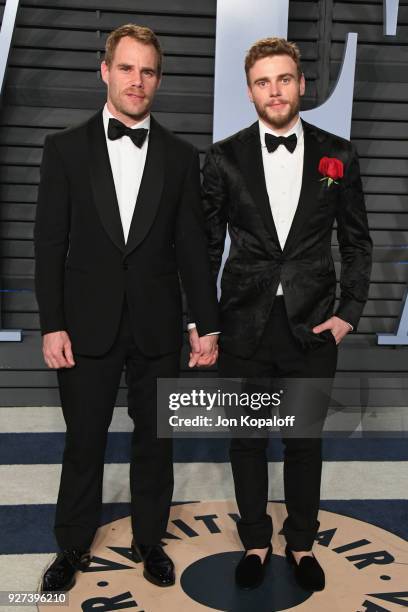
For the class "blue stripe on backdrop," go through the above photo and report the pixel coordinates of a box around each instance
[0,433,407,464]
[1,501,407,555]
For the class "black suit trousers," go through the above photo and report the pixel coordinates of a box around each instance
[219,297,338,551]
[55,302,180,550]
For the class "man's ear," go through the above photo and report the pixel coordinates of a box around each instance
[101,60,109,86]
[299,72,306,97]
[247,84,254,103]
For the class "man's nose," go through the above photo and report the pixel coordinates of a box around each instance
[269,81,281,96]
[132,71,144,88]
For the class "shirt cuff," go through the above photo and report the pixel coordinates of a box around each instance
[187,323,220,335]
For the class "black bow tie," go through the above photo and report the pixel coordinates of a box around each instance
[107,118,149,148]
[265,132,297,154]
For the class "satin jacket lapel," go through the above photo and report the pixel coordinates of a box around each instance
[125,116,164,255]
[234,122,281,248]
[283,120,323,255]
[88,110,125,252]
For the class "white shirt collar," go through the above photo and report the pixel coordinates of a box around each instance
[102,103,151,135]
[259,116,303,147]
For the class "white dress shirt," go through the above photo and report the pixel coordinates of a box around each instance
[103,104,150,243]
[259,117,304,295]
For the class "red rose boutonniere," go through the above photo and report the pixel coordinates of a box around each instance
[318,157,344,187]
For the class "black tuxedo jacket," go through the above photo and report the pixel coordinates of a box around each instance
[201,119,372,357]
[34,110,219,356]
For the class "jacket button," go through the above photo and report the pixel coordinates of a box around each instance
[123,263,128,270]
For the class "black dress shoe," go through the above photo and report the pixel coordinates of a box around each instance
[40,549,91,592]
[235,544,272,590]
[131,542,175,587]
[285,545,325,591]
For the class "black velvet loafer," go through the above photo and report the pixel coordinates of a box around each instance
[40,549,91,593]
[131,542,175,587]
[235,544,272,590]
[285,545,325,591]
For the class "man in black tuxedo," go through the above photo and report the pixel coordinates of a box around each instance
[202,38,372,591]
[35,24,219,592]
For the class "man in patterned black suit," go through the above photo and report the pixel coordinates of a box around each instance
[201,38,372,591]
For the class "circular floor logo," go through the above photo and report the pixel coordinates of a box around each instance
[38,501,408,611]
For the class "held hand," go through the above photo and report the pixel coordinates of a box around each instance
[196,335,219,367]
[188,327,201,367]
[312,316,352,345]
[43,331,75,369]
[188,328,219,367]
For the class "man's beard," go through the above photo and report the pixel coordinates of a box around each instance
[117,102,149,122]
[256,98,300,130]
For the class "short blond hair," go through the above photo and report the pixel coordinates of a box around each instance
[245,37,302,82]
[105,24,163,75]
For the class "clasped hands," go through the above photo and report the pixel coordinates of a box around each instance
[188,328,218,368]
